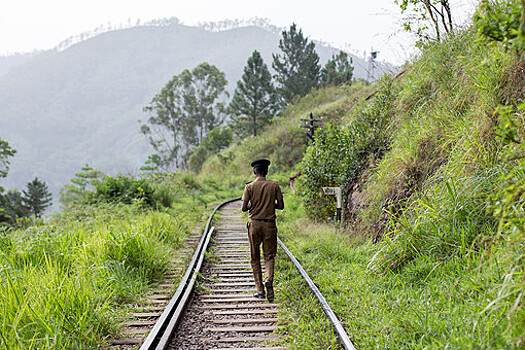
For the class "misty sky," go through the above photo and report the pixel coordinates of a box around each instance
[0,0,478,64]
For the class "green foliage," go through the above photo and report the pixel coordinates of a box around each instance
[142,74,187,168]
[272,23,321,103]
[320,51,354,87]
[188,146,208,173]
[0,204,189,349]
[201,126,233,153]
[184,62,229,145]
[396,0,453,44]
[229,50,278,137]
[490,101,525,232]
[142,62,228,169]
[0,190,29,226]
[188,126,233,172]
[300,81,397,220]
[140,154,164,173]
[88,175,156,208]
[22,177,53,217]
[475,0,525,51]
[0,137,16,180]
[59,165,105,207]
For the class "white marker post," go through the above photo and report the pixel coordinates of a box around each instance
[322,187,342,221]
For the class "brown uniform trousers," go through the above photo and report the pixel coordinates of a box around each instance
[247,219,277,292]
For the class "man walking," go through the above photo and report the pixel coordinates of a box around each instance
[241,159,284,302]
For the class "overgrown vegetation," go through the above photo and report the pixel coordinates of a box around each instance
[2,1,524,348]
[268,1,525,348]
[0,170,240,349]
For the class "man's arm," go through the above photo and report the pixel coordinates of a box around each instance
[241,184,250,212]
[275,185,284,210]
[275,197,284,210]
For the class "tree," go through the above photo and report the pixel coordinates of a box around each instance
[0,190,29,225]
[140,154,164,173]
[142,75,187,169]
[0,190,30,226]
[229,50,278,137]
[59,165,105,206]
[0,138,16,180]
[182,62,228,146]
[188,127,233,172]
[142,62,228,169]
[474,0,525,52]
[321,51,354,87]
[396,0,453,43]
[272,23,321,103]
[23,177,53,217]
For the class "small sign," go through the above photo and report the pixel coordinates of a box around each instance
[322,187,342,221]
[322,187,339,196]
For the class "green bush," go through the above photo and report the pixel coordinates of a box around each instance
[88,175,156,207]
[299,80,397,220]
[475,0,525,52]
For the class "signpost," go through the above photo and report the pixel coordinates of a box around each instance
[322,187,342,221]
[301,112,320,141]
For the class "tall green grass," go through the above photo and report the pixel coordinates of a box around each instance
[275,193,523,348]
[0,204,189,349]
[270,22,525,349]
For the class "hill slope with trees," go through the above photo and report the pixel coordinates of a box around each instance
[0,20,393,200]
[0,1,524,348]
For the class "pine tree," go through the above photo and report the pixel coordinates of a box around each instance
[23,177,52,217]
[229,51,278,137]
[321,51,354,87]
[272,23,321,103]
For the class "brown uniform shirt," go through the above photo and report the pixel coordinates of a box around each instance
[242,177,283,220]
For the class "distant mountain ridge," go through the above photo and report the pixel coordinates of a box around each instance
[0,20,394,204]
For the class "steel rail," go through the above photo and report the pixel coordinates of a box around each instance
[140,198,241,350]
[278,237,357,350]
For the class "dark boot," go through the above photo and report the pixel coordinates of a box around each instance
[265,280,274,302]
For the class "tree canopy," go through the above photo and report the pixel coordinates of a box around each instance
[229,50,278,137]
[142,62,228,169]
[22,177,53,217]
[396,0,453,43]
[0,138,16,180]
[321,51,354,87]
[59,165,105,207]
[272,23,321,103]
[183,62,229,145]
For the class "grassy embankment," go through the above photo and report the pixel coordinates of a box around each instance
[270,29,524,349]
[0,173,239,349]
[196,27,524,349]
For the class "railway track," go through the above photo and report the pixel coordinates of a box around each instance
[169,201,284,349]
[113,198,355,350]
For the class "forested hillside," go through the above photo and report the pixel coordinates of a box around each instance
[0,19,392,201]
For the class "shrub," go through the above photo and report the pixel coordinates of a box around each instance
[475,0,525,52]
[299,80,397,220]
[88,175,156,207]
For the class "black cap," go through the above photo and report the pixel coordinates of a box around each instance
[250,159,271,168]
